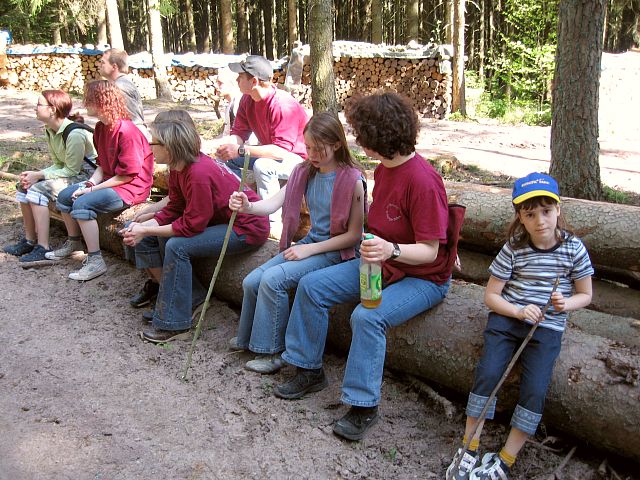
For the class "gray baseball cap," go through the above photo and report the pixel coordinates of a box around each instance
[228,55,273,81]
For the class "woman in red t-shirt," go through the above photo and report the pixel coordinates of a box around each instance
[122,110,269,344]
[53,80,154,281]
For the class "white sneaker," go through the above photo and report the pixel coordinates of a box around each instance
[446,448,480,480]
[45,239,84,260]
[245,354,285,374]
[68,255,107,281]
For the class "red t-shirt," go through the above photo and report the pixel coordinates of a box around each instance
[154,153,270,245]
[94,119,154,205]
[231,86,308,159]
[368,153,450,284]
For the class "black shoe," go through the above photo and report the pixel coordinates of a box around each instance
[274,367,328,400]
[142,310,154,323]
[140,327,190,343]
[19,244,53,266]
[130,280,159,308]
[332,406,379,441]
[4,238,35,256]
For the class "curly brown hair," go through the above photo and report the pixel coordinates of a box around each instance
[84,80,129,127]
[344,92,417,160]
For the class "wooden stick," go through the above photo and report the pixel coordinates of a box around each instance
[181,151,251,380]
[547,445,576,480]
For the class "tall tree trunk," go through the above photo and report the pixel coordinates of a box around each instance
[237,0,250,52]
[445,0,453,43]
[360,0,372,41]
[210,0,220,52]
[54,6,64,44]
[182,0,198,51]
[148,0,172,99]
[198,0,212,51]
[275,0,286,57]
[288,0,298,47]
[452,0,466,114]
[478,0,485,81]
[263,0,274,59]
[299,0,306,43]
[309,0,337,114]
[105,0,124,48]
[249,0,261,54]
[407,0,419,42]
[618,0,640,52]
[221,0,235,53]
[371,0,382,43]
[97,0,109,45]
[550,0,605,200]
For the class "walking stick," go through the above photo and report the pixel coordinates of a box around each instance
[447,275,560,479]
[181,151,251,381]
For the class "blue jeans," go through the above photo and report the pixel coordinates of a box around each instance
[134,224,256,331]
[466,312,563,435]
[282,258,450,407]
[56,183,125,221]
[235,244,342,354]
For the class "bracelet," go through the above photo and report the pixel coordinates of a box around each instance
[85,181,95,188]
[90,186,93,192]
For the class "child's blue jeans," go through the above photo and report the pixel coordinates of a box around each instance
[466,312,563,435]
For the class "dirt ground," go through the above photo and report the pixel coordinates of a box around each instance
[1,53,639,480]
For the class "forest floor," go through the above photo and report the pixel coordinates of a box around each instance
[0,51,639,480]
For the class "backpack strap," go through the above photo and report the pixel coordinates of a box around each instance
[61,122,97,170]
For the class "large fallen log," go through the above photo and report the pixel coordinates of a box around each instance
[444,182,640,286]
[39,208,640,462]
[456,249,640,324]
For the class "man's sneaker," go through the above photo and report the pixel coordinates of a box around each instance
[142,310,154,323]
[332,406,379,441]
[470,453,510,480]
[45,239,84,260]
[446,448,480,480]
[68,255,107,281]
[3,238,35,256]
[19,245,53,267]
[129,279,159,308]
[245,354,285,374]
[274,367,328,400]
[140,327,191,343]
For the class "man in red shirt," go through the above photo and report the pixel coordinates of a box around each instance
[215,55,308,225]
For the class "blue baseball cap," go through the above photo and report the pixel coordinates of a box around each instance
[512,172,560,204]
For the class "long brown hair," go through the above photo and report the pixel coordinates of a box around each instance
[507,196,571,249]
[303,111,363,177]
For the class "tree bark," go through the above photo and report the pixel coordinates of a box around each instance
[445,0,453,44]
[455,249,640,324]
[406,0,419,42]
[371,0,382,43]
[105,0,124,49]
[308,0,337,114]
[451,0,466,114]
[236,0,249,53]
[183,0,198,51]
[97,0,108,46]
[262,0,274,59]
[220,0,235,53]
[275,0,286,57]
[444,182,640,282]
[288,0,298,47]
[148,0,173,99]
[550,0,605,200]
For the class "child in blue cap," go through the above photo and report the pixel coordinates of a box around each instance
[446,172,594,480]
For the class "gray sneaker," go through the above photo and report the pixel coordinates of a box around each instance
[68,255,107,281]
[228,336,245,351]
[45,239,84,260]
[245,354,285,374]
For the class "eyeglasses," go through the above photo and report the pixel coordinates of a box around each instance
[36,103,52,108]
[149,141,164,146]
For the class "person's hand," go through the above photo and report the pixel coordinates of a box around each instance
[20,171,40,189]
[517,304,543,323]
[229,191,250,212]
[121,223,146,247]
[133,211,155,223]
[283,243,316,261]
[216,143,240,161]
[360,234,393,263]
[551,291,566,312]
[71,185,87,199]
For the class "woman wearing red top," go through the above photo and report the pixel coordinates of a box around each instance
[54,80,153,281]
[122,110,269,343]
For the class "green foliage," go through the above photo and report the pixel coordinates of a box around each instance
[470,91,551,126]
[384,447,398,463]
[602,185,630,204]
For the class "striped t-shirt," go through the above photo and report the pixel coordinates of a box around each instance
[488,232,594,332]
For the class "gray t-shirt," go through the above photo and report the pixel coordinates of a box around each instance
[114,75,145,125]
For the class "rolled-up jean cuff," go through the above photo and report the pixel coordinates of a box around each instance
[466,392,496,420]
[70,208,99,221]
[511,404,542,435]
[16,191,28,204]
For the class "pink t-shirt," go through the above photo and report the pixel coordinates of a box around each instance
[231,86,308,159]
[154,153,270,245]
[94,119,154,205]
[368,153,450,284]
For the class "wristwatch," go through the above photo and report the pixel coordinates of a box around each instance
[390,242,401,260]
[238,145,246,156]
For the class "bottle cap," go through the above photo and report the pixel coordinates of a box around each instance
[364,233,374,240]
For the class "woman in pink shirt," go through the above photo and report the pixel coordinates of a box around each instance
[122,110,269,343]
[53,80,153,281]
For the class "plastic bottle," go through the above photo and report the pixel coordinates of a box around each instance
[360,234,382,308]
